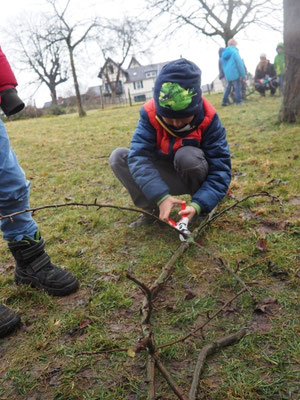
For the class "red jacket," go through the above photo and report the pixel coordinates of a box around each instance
[143,98,216,155]
[0,46,18,105]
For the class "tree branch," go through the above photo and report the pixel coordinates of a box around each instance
[189,328,248,400]
[158,288,247,350]
[147,354,156,400]
[154,353,189,400]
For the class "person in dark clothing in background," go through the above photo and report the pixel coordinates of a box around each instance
[254,53,277,97]
[218,48,227,89]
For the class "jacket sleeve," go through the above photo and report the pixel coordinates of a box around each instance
[0,47,18,93]
[128,107,170,203]
[191,114,231,213]
[235,52,246,78]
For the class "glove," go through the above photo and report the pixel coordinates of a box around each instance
[0,88,24,116]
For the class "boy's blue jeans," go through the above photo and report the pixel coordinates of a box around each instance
[222,79,242,105]
[0,120,38,241]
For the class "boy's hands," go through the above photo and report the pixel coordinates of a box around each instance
[159,197,197,222]
[178,205,197,221]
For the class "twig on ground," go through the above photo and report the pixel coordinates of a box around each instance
[158,288,247,350]
[77,347,128,356]
[0,200,183,236]
[190,240,253,297]
[147,354,156,400]
[211,192,283,223]
[217,257,253,297]
[189,328,248,400]
[153,353,189,400]
[240,257,270,272]
[126,271,153,325]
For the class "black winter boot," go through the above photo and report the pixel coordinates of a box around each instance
[8,234,79,296]
[0,304,21,338]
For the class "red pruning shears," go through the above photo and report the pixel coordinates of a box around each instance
[168,203,191,241]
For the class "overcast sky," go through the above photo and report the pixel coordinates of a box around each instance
[2,0,283,107]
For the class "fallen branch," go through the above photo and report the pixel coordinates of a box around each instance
[126,271,153,325]
[158,288,247,350]
[153,353,189,400]
[77,347,128,356]
[0,200,183,236]
[147,355,156,400]
[189,328,248,400]
[217,257,253,297]
[240,257,270,272]
[190,241,253,297]
[208,192,283,224]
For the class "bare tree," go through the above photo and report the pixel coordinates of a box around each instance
[149,0,282,45]
[280,0,300,122]
[46,0,98,117]
[4,17,68,106]
[98,17,148,103]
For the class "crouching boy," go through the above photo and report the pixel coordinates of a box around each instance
[109,58,231,227]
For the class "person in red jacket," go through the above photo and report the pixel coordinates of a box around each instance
[0,47,79,338]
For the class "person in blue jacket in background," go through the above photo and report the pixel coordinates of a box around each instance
[221,38,246,106]
[109,58,231,228]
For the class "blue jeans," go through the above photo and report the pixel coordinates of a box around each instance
[222,79,242,105]
[0,120,38,241]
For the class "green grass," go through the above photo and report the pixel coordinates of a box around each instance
[0,93,299,399]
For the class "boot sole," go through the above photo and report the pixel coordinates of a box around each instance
[0,314,21,338]
[15,273,79,296]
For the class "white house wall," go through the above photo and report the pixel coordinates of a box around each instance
[124,77,156,100]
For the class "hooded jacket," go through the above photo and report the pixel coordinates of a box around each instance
[128,98,231,214]
[0,47,18,97]
[274,42,285,76]
[0,47,24,116]
[222,46,246,82]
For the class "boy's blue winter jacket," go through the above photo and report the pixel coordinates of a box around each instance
[128,98,231,214]
[222,46,246,82]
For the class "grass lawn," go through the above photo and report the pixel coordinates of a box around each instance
[0,92,299,400]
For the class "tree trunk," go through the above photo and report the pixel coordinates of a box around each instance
[68,46,86,117]
[50,85,58,106]
[280,0,300,122]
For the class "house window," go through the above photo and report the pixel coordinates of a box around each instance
[134,94,146,102]
[133,80,144,89]
[109,65,114,74]
[117,80,123,94]
[145,71,156,78]
[105,83,110,92]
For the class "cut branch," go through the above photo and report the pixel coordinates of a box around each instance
[154,353,189,400]
[126,271,153,326]
[147,354,156,400]
[158,288,247,350]
[189,328,248,400]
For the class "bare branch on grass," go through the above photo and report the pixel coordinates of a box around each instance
[240,257,270,272]
[153,353,189,400]
[158,288,247,350]
[126,271,153,326]
[147,354,156,400]
[6,193,277,396]
[189,328,248,400]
